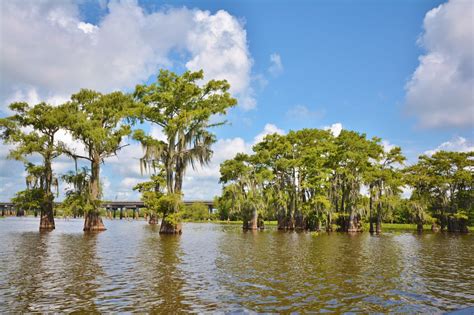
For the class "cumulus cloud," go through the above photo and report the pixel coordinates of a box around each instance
[253,123,285,143]
[405,0,474,128]
[185,10,255,110]
[424,136,474,156]
[381,139,396,153]
[323,122,343,137]
[0,0,255,112]
[268,53,283,76]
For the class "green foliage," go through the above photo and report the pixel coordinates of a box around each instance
[0,102,65,219]
[62,89,136,214]
[11,188,44,214]
[218,127,407,230]
[182,203,209,221]
[59,167,92,217]
[404,151,473,227]
[132,70,237,227]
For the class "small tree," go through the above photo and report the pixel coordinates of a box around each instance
[133,171,166,224]
[0,102,65,230]
[60,167,91,218]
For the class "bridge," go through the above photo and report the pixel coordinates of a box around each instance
[0,200,215,216]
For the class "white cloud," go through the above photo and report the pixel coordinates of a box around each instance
[425,136,474,156]
[268,53,283,76]
[77,22,98,34]
[253,123,285,144]
[185,10,255,110]
[405,0,474,128]
[0,1,254,112]
[150,126,167,142]
[381,140,396,153]
[324,122,343,137]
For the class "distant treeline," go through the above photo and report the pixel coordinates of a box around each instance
[214,129,473,233]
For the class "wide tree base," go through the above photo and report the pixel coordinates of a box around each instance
[159,220,182,234]
[338,214,363,232]
[39,213,55,231]
[243,216,264,231]
[149,214,158,225]
[83,212,107,232]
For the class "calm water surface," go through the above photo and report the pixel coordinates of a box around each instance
[0,217,473,313]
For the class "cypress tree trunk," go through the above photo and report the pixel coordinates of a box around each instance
[375,201,382,234]
[376,215,382,234]
[244,207,259,230]
[417,222,423,233]
[159,215,182,234]
[39,200,55,230]
[84,211,106,232]
[149,213,158,225]
[277,212,287,230]
[84,156,106,232]
[369,190,374,234]
[347,212,363,233]
[40,159,55,230]
[326,213,333,232]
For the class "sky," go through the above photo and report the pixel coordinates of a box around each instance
[0,0,473,201]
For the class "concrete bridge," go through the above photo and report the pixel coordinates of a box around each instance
[0,200,215,216]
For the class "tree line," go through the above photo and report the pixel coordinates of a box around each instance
[1,69,472,234]
[215,129,473,233]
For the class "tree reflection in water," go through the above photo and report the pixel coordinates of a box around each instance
[134,225,189,313]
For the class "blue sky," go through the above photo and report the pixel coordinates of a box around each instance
[0,0,472,201]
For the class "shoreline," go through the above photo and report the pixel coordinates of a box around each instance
[4,216,472,232]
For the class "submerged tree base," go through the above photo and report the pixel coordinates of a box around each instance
[447,216,469,233]
[39,213,55,231]
[149,214,158,225]
[243,216,264,230]
[83,212,107,232]
[337,214,363,232]
[159,220,182,234]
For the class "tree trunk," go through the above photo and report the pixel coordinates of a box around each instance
[149,213,158,225]
[431,223,440,232]
[375,200,382,234]
[347,211,362,232]
[326,213,333,232]
[39,198,55,230]
[160,214,182,234]
[294,211,305,230]
[369,190,374,234]
[84,211,106,232]
[417,222,423,233]
[40,159,55,230]
[376,215,382,234]
[277,212,287,230]
[84,157,106,232]
[244,207,259,230]
[315,219,321,232]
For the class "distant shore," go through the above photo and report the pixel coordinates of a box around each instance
[2,216,473,232]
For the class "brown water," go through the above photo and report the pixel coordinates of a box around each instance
[0,217,473,313]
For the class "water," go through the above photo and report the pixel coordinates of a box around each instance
[1,217,473,313]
